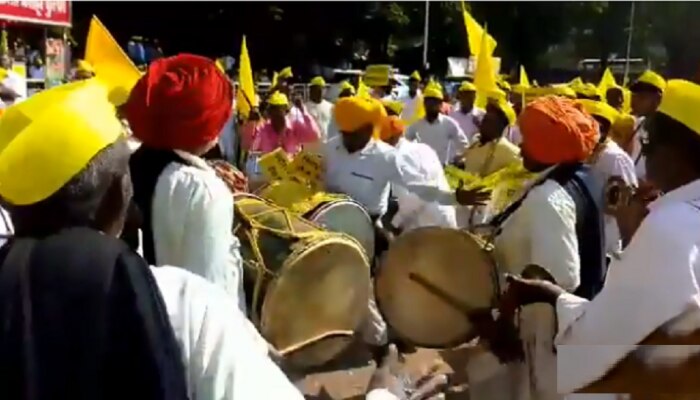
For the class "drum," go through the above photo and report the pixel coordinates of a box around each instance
[257,181,375,258]
[233,193,371,368]
[375,227,499,348]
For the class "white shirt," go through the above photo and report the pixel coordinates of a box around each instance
[0,206,12,248]
[151,150,246,312]
[399,90,422,121]
[405,114,470,165]
[448,107,485,141]
[322,137,457,217]
[305,99,334,141]
[556,178,700,394]
[391,138,457,231]
[1,69,27,106]
[504,125,522,146]
[589,140,639,254]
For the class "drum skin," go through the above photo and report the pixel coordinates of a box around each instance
[232,194,371,369]
[306,200,375,259]
[375,227,497,348]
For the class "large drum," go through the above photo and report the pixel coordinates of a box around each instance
[233,193,371,368]
[375,227,499,348]
[257,181,375,258]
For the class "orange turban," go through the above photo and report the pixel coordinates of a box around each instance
[334,96,387,136]
[380,115,405,141]
[519,96,600,165]
[124,54,233,152]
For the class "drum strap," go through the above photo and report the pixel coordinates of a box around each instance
[128,147,190,265]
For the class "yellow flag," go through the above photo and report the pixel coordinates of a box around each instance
[473,27,498,109]
[236,36,257,118]
[406,94,425,125]
[519,65,530,87]
[357,76,372,99]
[597,67,619,98]
[85,16,141,106]
[461,1,497,56]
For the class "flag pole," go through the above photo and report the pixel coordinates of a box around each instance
[423,1,430,69]
[623,2,636,86]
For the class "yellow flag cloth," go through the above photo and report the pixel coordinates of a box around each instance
[519,65,530,87]
[598,67,619,95]
[236,36,257,118]
[0,79,123,205]
[407,94,425,125]
[657,79,700,135]
[357,77,372,99]
[461,1,497,56]
[85,16,141,106]
[473,27,498,109]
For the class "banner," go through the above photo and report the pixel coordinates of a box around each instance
[447,56,501,78]
[0,1,71,27]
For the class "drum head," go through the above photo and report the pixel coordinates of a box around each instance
[375,227,496,348]
[261,236,371,369]
[307,201,375,258]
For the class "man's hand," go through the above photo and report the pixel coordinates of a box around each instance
[248,107,261,122]
[468,308,524,364]
[455,185,491,206]
[367,344,448,400]
[613,179,660,247]
[500,273,565,311]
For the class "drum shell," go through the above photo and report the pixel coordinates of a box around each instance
[232,194,371,368]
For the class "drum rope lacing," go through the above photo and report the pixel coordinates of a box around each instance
[233,197,330,322]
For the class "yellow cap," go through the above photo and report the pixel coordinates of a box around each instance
[486,88,507,103]
[268,91,289,107]
[278,66,293,80]
[657,79,700,135]
[340,80,356,95]
[550,85,577,99]
[382,99,404,116]
[334,96,386,138]
[0,79,123,205]
[578,99,620,125]
[632,70,666,93]
[568,77,584,91]
[423,81,444,100]
[310,76,326,87]
[410,70,421,81]
[576,83,601,99]
[76,59,95,74]
[490,99,516,126]
[458,81,476,92]
[497,79,511,92]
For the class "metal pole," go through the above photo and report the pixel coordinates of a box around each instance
[423,1,430,69]
[623,2,636,86]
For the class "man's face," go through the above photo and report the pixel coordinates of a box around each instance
[268,104,287,123]
[631,91,660,116]
[409,79,419,94]
[341,124,373,153]
[457,90,476,111]
[338,89,353,99]
[480,104,506,142]
[424,97,442,117]
[309,85,323,103]
[606,88,624,110]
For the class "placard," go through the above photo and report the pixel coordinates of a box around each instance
[257,148,290,182]
[288,150,323,187]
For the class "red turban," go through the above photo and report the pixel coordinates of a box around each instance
[125,54,233,152]
[519,96,600,165]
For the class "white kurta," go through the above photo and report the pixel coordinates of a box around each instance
[0,206,12,248]
[556,178,700,395]
[151,151,246,312]
[391,138,458,231]
[399,90,422,121]
[448,107,485,142]
[589,140,639,254]
[405,114,470,165]
[469,169,580,400]
[305,99,334,141]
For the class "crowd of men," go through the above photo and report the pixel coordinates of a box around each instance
[0,50,699,400]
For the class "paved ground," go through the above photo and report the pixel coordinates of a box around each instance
[291,341,474,399]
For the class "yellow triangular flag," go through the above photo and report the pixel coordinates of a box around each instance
[598,67,619,96]
[519,65,530,87]
[85,16,141,106]
[236,36,257,118]
[461,1,497,56]
[406,93,425,125]
[473,26,498,109]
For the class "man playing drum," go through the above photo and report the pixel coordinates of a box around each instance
[496,79,700,398]
[466,96,607,400]
[125,54,247,311]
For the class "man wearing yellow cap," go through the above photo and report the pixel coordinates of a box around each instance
[398,70,422,121]
[405,82,470,165]
[448,80,485,141]
[0,79,304,399]
[497,80,700,397]
[580,100,638,257]
[629,70,666,180]
[305,76,334,141]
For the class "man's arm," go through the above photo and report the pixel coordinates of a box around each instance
[555,205,700,394]
[293,104,322,144]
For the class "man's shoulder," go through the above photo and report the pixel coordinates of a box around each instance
[160,159,229,200]
[439,114,460,128]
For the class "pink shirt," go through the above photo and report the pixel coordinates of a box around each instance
[241,111,320,155]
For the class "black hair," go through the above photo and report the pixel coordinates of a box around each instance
[592,115,611,140]
[486,103,509,130]
[647,112,700,174]
[4,140,132,236]
[630,81,662,96]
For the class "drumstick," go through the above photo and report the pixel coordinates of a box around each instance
[277,330,355,356]
[408,272,473,315]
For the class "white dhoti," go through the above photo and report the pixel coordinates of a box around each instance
[362,284,389,346]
